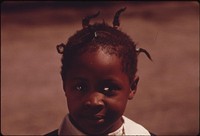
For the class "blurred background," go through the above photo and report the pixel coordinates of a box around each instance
[1,1,199,135]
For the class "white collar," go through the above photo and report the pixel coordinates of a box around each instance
[58,114,150,135]
[58,114,125,135]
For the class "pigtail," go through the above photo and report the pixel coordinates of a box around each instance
[82,11,100,28]
[56,43,65,54]
[113,7,126,29]
[136,48,153,61]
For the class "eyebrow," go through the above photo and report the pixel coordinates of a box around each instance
[70,77,88,82]
[101,79,119,83]
[70,76,124,84]
[102,76,124,83]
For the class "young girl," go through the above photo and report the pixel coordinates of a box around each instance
[46,8,154,136]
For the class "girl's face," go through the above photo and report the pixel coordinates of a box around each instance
[63,48,135,135]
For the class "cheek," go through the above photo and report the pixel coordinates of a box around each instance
[106,95,128,119]
[65,92,83,115]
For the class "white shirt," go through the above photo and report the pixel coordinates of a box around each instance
[58,114,151,135]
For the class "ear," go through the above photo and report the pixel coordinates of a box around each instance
[128,76,139,100]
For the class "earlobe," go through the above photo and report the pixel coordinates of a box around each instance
[128,90,135,100]
[128,76,139,100]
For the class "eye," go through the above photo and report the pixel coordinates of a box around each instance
[101,83,121,95]
[73,82,88,92]
[103,86,116,92]
[76,85,83,91]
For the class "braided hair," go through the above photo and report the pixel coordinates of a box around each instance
[57,8,152,83]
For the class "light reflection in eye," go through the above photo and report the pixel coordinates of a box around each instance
[73,83,87,92]
[104,87,109,91]
[76,85,82,91]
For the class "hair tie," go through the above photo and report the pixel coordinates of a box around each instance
[82,11,100,28]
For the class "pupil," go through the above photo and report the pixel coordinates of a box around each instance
[76,86,82,91]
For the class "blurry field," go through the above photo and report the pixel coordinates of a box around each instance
[1,1,199,135]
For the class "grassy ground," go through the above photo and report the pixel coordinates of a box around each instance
[1,1,199,135]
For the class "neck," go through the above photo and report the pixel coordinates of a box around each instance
[103,116,124,135]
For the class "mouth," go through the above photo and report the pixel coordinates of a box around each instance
[84,114,105,124]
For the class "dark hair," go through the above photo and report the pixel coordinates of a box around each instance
[57,8,152,83]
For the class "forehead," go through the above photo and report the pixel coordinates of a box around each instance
[75,48,120,66]
[68,48,127,78]
[91,49,118,65]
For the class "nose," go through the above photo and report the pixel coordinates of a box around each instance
[84,92,105,109]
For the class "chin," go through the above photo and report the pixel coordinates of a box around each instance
[81,124,110,135]
[85,129,107,135]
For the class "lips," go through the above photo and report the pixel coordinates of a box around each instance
[94,114,104,119]
[84,114,105,124]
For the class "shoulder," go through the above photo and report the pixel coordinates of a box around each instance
[123,116,154,135]
[44,129,58,136]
